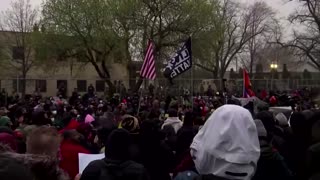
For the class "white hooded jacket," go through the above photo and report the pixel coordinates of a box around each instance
[190,105,260,180]
[162,117,183,134]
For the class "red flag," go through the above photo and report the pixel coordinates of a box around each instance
[243,69,255,98]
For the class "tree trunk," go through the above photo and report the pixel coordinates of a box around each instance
[127,61,138,91]
[21,74,26,100]
[105,79,115,97]
[250,55,254,77]
[212,70,219,91]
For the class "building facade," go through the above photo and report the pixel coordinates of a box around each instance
[0,31,129,97]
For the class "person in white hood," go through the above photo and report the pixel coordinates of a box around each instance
[162,109,183,134]
[191,105,260,180]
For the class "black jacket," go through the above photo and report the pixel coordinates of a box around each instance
[253,139,293,180]
[80,159,149,180]
[195,174,230,180]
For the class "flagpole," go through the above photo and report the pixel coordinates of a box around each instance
[243,68,245,98]
[190,37,194,110]
[137,88,143,116]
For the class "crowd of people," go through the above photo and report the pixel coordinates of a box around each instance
[0,85,319,180]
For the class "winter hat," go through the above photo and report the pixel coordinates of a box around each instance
[105,129,131,160]
[191,105,260,180]
[84,114,95,124]
[120,115,139,134]
[255,111,276,135]
[254,120,267,138]
[275,113,289,127]
[0,116,11,127]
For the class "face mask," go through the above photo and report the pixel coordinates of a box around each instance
[52,110,57,115]
[51,117,55,122]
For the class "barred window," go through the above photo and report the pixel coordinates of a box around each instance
[35,80,47,92]
[96,80,105,92]
[57,80,67,89]
[12,79,23,93]
[77,80,87,92]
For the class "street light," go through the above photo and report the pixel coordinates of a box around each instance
[270,63,278,69]
[270,63,278,90]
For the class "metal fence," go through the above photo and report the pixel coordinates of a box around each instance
[1,78,320,97]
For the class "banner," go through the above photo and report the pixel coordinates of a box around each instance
[164,37,192,80]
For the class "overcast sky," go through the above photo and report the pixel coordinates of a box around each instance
[0,0,299,15]
[0,0,300,36]
[0,0,42,11]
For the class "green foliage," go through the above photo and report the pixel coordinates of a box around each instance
[40,0,220,82]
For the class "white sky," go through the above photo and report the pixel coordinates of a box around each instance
[0,0,43,11]
[0,0,299,15]
[0,0,300,38]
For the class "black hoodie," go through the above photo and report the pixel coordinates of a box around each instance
[80,129,149,180]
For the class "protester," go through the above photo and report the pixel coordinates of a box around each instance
[120,114,141,161]
[60,130,90,179]
[0,132,17,152]
[0,154,33,180]
[26,126,61,157]
[0,83,318,180]
[0,139,68,180]
[84,108,95,124]
[191,105,260,180]
[253,120,293,180]
[176,112,198,163]
[162,108,183,134]
[306,140,320,180]
[80,129,149,180]
[0,107,12,127]
[140,120,175,180]
[285,111,315,179]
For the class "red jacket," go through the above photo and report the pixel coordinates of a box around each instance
[59,140,90,179]
[59,119,80,134]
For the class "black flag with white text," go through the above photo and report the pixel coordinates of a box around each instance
[163,37,192,80]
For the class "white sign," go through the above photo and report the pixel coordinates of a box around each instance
[78,153,105,174]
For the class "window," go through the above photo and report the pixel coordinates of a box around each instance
[12,79,23,93]
[12,46,24,60]
[77,80,87,92]
[35,80,47,92]
[57,80,67,89]
[96,80,105,92]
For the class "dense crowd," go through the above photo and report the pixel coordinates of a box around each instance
[0,85,319,180]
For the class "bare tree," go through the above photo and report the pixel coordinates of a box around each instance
[279,0,320,70]
[0,0,38,98]
[195,0,276,81]
[242,2,277,75]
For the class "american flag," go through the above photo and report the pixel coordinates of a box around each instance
[140,40,156,80]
